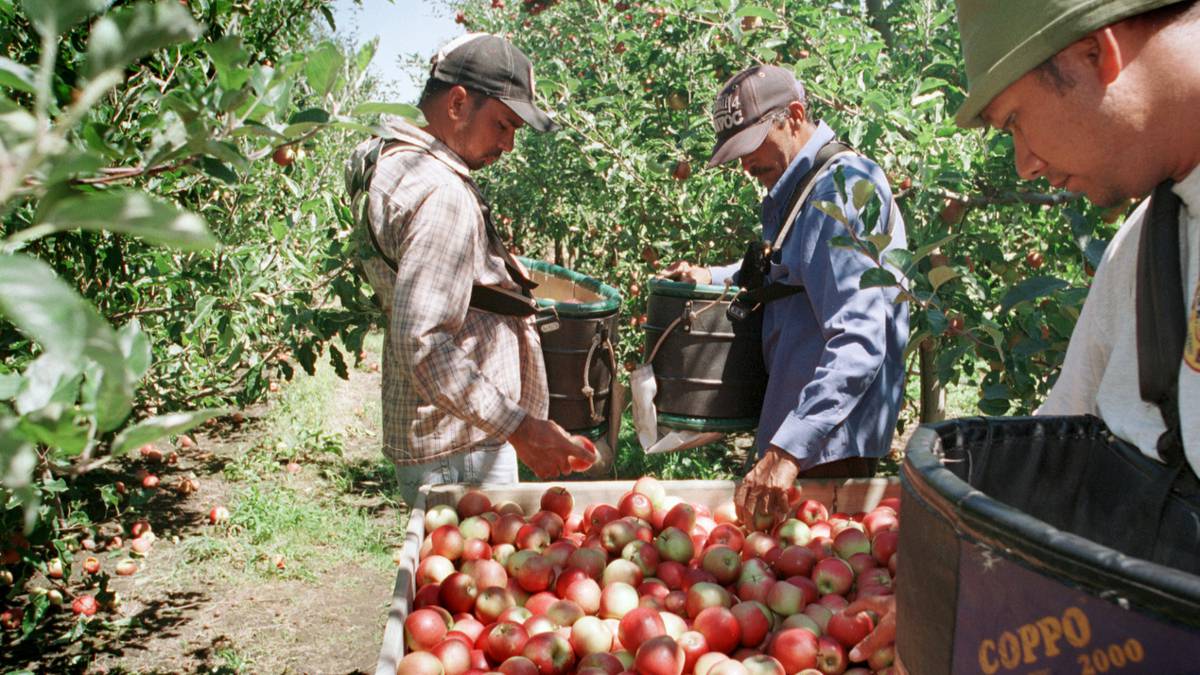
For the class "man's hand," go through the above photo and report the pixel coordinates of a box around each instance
[845,594,897,664]
[734,445,801,527]
[659,261,712,285]
[508,416,595,480]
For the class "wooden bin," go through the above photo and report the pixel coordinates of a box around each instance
[375,478,900,675]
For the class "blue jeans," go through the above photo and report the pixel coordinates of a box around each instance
[395,443,518,509]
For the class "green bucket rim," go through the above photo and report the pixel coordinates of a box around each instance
[657,413,758,433]
[648,276,741,301]
[519,257,622,318]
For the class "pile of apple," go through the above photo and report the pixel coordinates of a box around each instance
[399,477,899,675]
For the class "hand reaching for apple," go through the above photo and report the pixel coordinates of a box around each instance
[734,445,801,528]
[508,416,596,479]
[846,594,898,665]
[658,260,712,285]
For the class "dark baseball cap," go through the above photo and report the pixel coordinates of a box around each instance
[708,65,807,167]
[429,33,559,133]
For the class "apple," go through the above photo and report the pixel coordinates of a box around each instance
[588,504,621,533]
[654,527,694,564]
[781,612,822,637]
[601,520,638,555]
[714,501,738,525]
[701,545,741,585]
[742,655,786,675]
[570,615,614,655]
[457,491,492,519]
[709,659,750,675]
[500,605,534,625]
[432,638,472,675]
[130,535,153,556]
[672,160,692,181]
[845,553,876,576]
[545,598,585,629]
[417,555,456,586]
[677,630,710,672]
[485,621,530,663]
[599,581,639,619]
[806,536,834,561]
[492,513,526,546]
[694,652,730,675]
[567,546,607,581]
[663,590,687,616]
[861,509,898,537]
[685,582,731,618]
[141,473,160,489]
[730,602,771,648]
[439,572,479,614]
[83,556,100,575]
[46,557,64,579]
[539,486,573,520]
[815,636,847,674]
[0,607,23,631]
[766,579,805,616]
[206,504,231,526]
[656,561,687,590]
[775,519,812,547]
[621,540,660,578]
[693,606,741,655]
[476,586,518,623]
[857,567,892,592]
[414,583,442,609]
[568,435,597,472]
[636,635,685,675]
[619,492,655,521]
[459,516,492,543]
[774,544,817,579]
[431,525,466,561]
[72,594,99,617]
[867,644,895,670]
[396,651,443,675]
[617,606,666,654]
[812,558,854,596]
[406,608,450,650]
[577,653,624,675]
[426,504,461,532]
[707,523,745,552]
[769,629,818,673]
[632,477,666,508]
[825,610,874,651]
[529,511,565,540]
[115,559,138,576]
[870,530,899,566]
[832,529,871,561]
[522,632,576,675]
[803,603,834,632]
[743,532,778,561]
[795,500,829,526]
[524,591,558,617]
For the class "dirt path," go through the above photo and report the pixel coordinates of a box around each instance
[21,345,404,675]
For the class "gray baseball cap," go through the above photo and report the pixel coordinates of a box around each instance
[430,33,559,133]
[708,65,807,167]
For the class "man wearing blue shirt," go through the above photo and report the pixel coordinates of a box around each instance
[663,65,909,522]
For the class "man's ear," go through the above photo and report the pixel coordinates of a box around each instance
[787,100,807,128]
[1078,27,1124,86]
[445,85,471,122]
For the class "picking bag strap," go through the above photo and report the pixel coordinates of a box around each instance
[771,141,856,252]
[1136,180,1187,467]
[738,281,807,306]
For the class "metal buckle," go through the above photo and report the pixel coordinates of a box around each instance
[535,307,560,333]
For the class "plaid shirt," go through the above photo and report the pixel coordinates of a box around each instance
[346,118,548,466]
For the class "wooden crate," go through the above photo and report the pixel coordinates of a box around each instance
[375,478,900,675]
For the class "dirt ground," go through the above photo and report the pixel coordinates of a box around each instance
[3,353,401,675]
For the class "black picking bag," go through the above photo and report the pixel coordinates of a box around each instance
[899,415,1200,675]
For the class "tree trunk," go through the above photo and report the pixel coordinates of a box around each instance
[864,0,895,48]
[919,339,946,423]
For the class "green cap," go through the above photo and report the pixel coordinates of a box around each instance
[955,0,1184,128]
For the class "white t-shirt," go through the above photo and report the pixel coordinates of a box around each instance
[1040,167,1200,474]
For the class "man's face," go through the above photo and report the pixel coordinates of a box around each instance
[981,47,1143,207]
[739,122,803,191]
[453,95,525,170]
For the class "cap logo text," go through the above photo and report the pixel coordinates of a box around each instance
[712,93,744,133]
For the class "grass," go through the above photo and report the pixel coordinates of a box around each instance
[178,337,403,583]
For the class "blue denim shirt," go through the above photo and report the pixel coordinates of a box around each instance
[711,122,909,470]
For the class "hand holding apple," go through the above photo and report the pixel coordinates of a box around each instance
[509,416,595,479]
[844,594,896,663]
[734,446,801,530]
[657,260,711,285]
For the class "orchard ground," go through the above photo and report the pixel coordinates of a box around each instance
[4,331,964,673]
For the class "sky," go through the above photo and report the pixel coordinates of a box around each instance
[330,0,464,104]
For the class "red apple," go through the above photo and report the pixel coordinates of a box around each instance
[457,491,492,519]
[621,540,660,578]
[832,529,871,561]
[600,582,639,619]
[636,635,685,675]
[530,511,565,541]
[418,555,456,586]
[396,651,443,675]
[766,579,805,617]
[815,636,847,674]
[654,527,694,564]
[440,572,479,614]
[570,615,613,655]
[871,530,899,566]
[485,621,530,664]
[433,637,472,675]
[700,545,741,585]
[601,519,638,555]
[577,653,624,675]
[707,524,745,552]
[812,558,854,596]
[476,586,518,623]
[414,583,442,609]
[431,525,466,561]
[694,606,741,655]
[540,487,574,520]
[632,477,666,508]
[588,504,621,533]
[826,610,874,649]
[685,582,732,618]
[861,509,898,537]
[742,655,786,675]
[618,606,667,654]
[567,546,607,580]
[522,632,576,675]
[619,492,655,521]
[72,594,99,617]
[795,500,829,526]
[730,602,771,649]
[769,629,818,673]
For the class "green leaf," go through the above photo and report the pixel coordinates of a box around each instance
[928,265,958,291]
[110,409,227,456]
[36,190,216,251]
[0,417,36,489]
[813,200,848,226]
[0,373,20,399]
[199,156,238,184]
[15,355,81,415]
[86,0,203,79]
[0,57,35,93]
[860,267,897,288]
[287,107,330,125]
[913,234,958,262]
[20,0,106,36]
[19,405,90,456]
[866,234,891,253]
[734,6,778,20]
[353,102,424,123]
[355,37,378,73]
[305,41,343,97]
[207,36,251,91]
[999,276,1070,313]
[883,248,915,277]
[852,179,877,211]
[320,5,336,30]
[117,321,152,381]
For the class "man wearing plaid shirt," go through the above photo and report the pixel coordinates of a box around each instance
[347,34,593,506]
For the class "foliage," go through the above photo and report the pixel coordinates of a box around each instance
[454,0,1124,425]
[0,0,405,649]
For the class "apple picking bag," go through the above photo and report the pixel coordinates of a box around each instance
[897,415,1200,675]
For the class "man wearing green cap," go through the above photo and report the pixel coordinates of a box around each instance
[846,0,1200,663]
